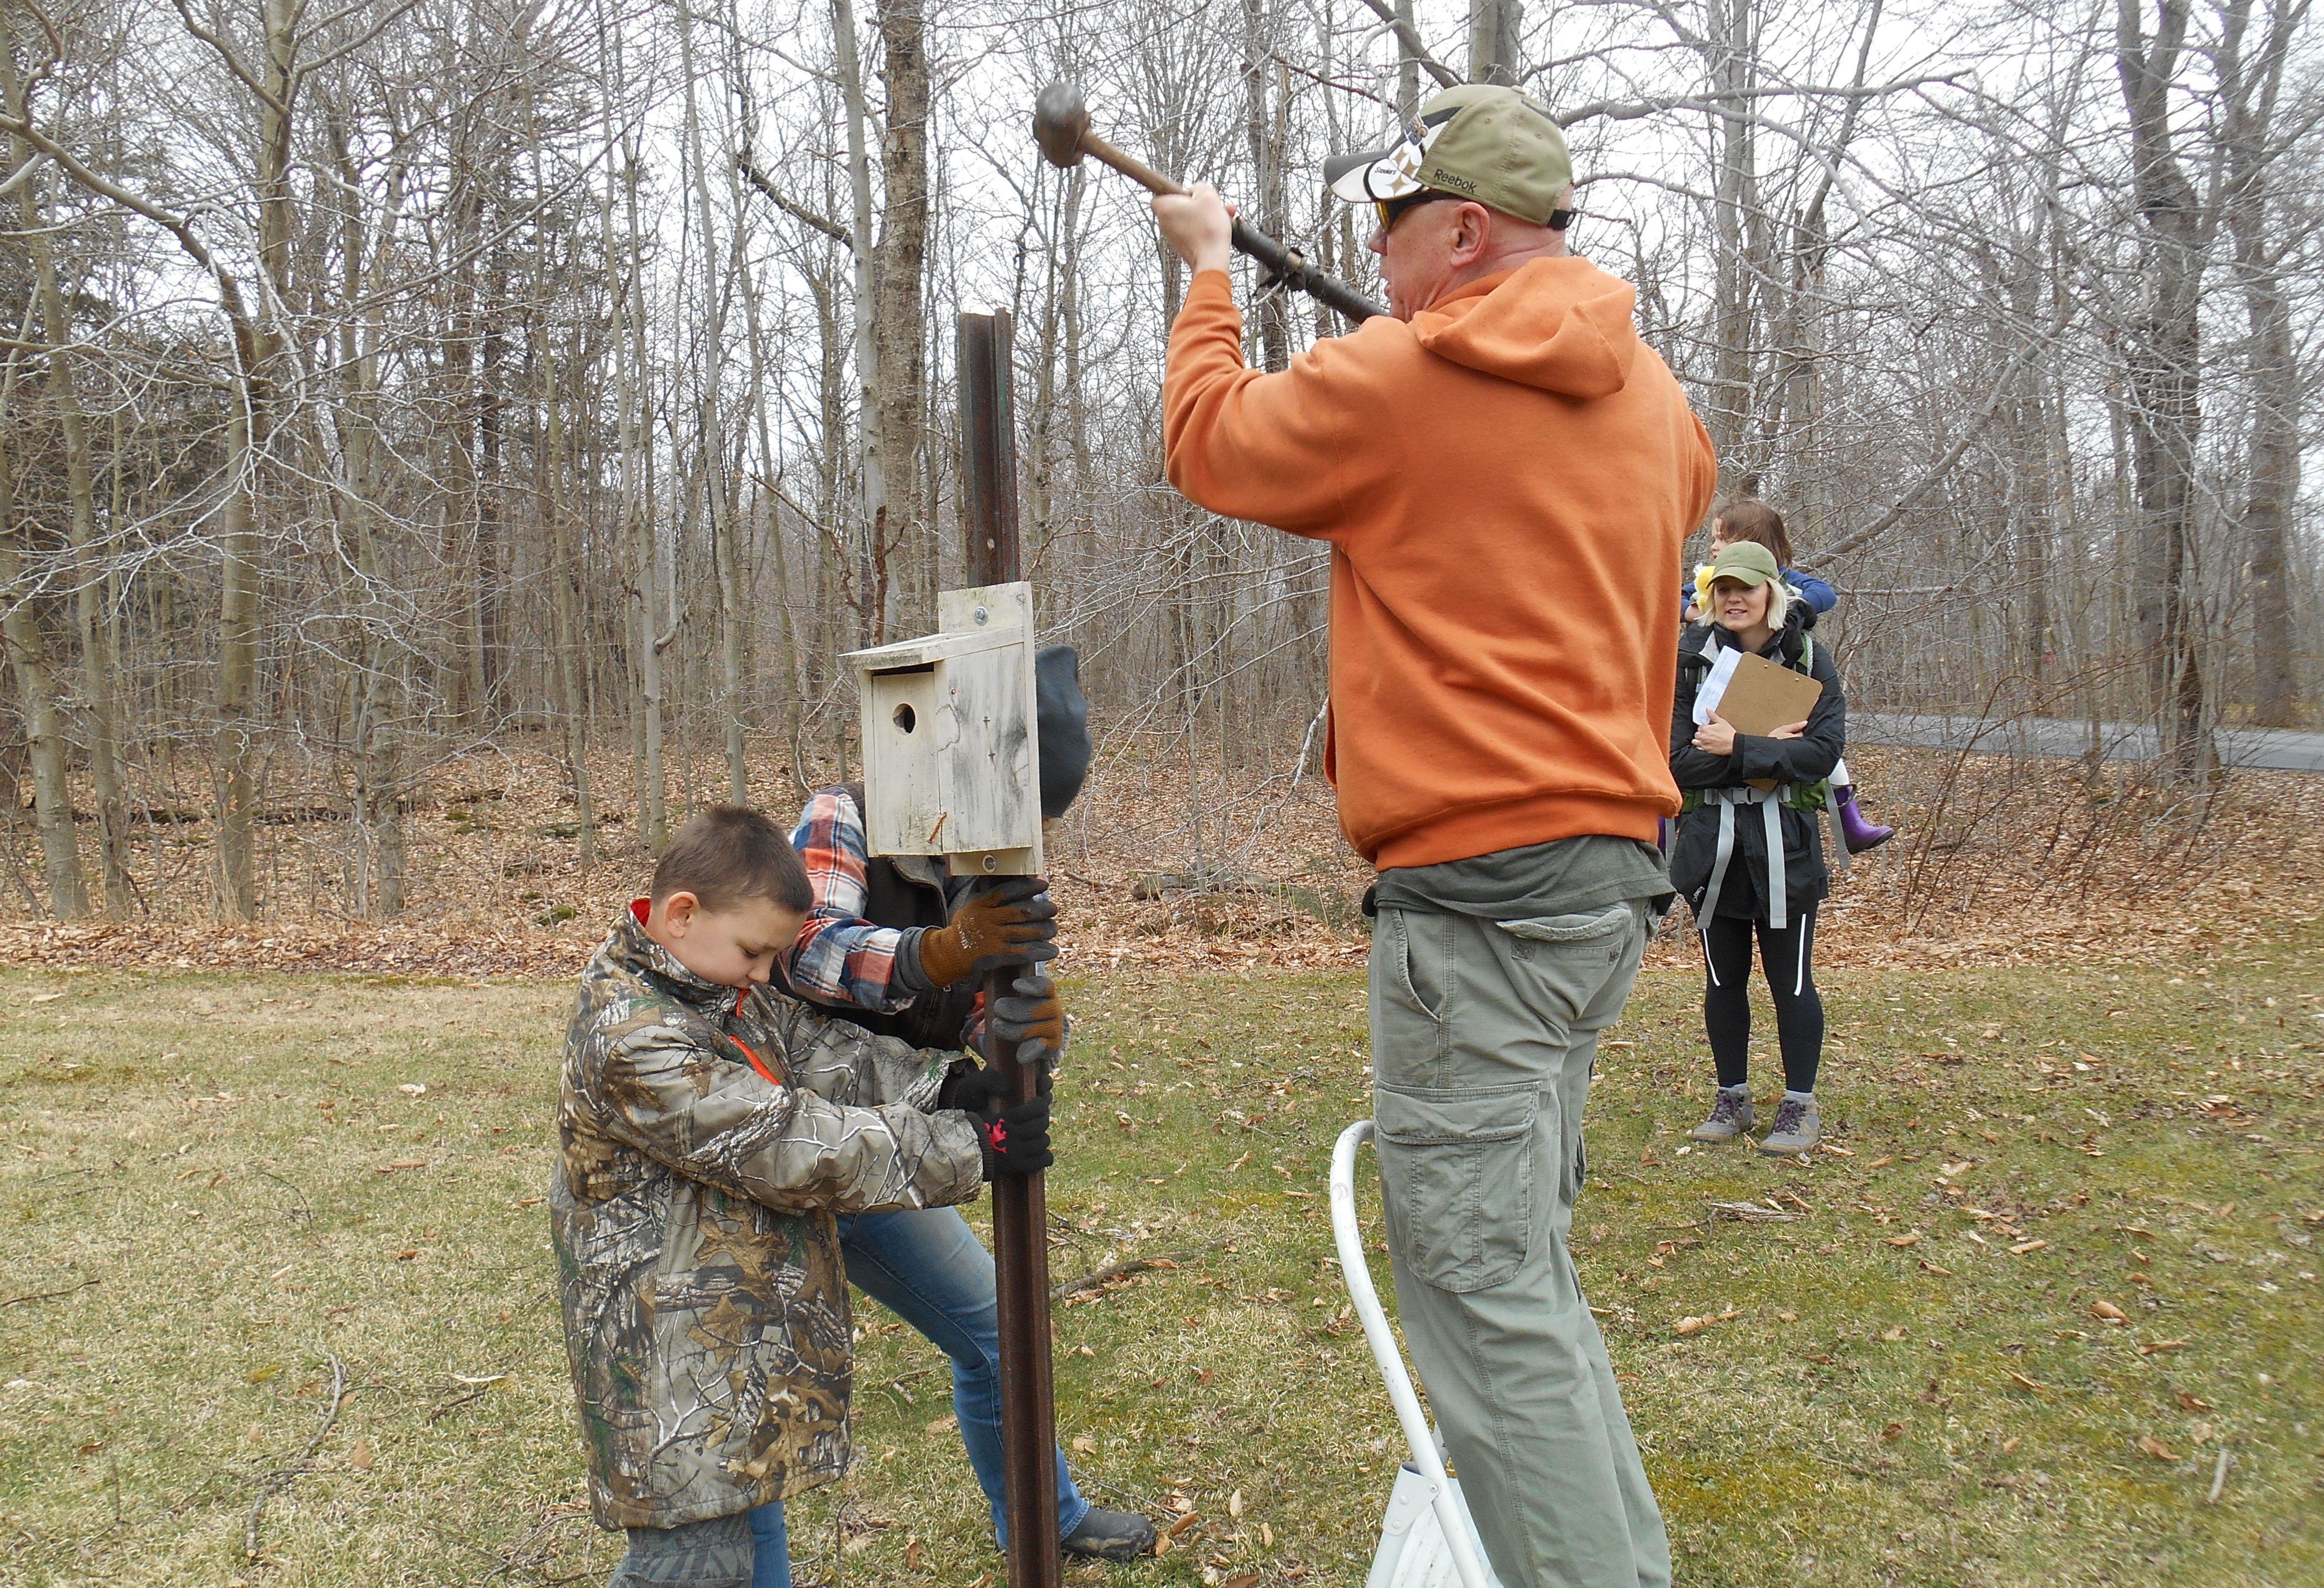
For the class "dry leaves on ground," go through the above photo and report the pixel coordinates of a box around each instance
[1,744,2314,980]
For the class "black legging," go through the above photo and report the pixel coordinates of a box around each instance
[1701,905,1824,1094]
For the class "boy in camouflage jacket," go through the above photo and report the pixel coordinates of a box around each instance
[553,806,1058,1586]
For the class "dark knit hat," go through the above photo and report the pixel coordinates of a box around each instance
[1036,645,1091,819]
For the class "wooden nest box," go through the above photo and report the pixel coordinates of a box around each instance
[844,580,1044,877]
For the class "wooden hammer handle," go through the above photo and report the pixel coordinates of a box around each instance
[1080,128,1387,322]
[1079,131,1185,197]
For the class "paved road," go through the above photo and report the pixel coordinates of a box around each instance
[1852,713,2324,774]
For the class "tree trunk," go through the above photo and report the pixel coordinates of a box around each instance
[476,259,507,725]
[0,47,127,914]
[616,136,668,853]
[874,0,931,635]
[2116,0,2212,778]
[1026,171,1062,550]
[193,0,301,921]
[1396,0,1422,116]
[214,407,261,918]
[2220,0,2305,728]
[1468,0,1522,85]
[1707,0,1758,491]
[1061,165,1090,505]
[728,28,805,749]
[808,253,858,775]
[0,391,88,918]
[737,242,805,741]
[2241,287,2300,727]
[832,0,887,641]
[545,343,597,863]
[674,0,748,804]
[328,111,409,917]
[1242,0,1290,371]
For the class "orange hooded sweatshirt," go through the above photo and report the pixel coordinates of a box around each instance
[1164,258,1716,870]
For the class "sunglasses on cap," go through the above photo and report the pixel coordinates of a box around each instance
[1374,189,1580,233]
[1374,190,1463,233]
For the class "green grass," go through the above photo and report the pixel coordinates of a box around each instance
[1,929,2318,1586]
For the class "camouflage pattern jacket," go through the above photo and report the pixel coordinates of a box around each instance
[552,906,986,1529]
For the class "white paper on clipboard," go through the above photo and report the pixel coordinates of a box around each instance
[1692,647,1742,725]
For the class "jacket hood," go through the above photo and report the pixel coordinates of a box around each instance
[1409,256,1641,398]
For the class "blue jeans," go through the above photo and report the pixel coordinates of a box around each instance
[747,1206,1089,1588]
[747,1504,788,1588]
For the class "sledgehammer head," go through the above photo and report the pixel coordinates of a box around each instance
[1033,82,1091,170]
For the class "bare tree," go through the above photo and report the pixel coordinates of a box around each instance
[0,0,2312,930]
[2116,0,2214,776]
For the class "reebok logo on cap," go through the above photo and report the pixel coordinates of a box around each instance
[1324,84,1575,228]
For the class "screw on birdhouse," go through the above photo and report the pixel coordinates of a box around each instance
[983,854,999,872]
[973,605,991,626]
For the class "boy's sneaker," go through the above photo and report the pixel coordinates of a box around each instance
[1759,1096,1821,1156]
[1062,1506,1158,1561]
[1689,1090,1754,1143]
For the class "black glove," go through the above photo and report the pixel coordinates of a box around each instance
[975,1093,1053,1178]
[936,1056,992,1113]
[938,1047,1053,1116]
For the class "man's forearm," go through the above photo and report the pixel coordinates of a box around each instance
[1162,271,1369,536]
[787,916,924,1012]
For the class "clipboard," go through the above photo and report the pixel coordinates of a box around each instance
[1700,649,1823,791]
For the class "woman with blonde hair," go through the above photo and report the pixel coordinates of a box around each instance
[1668,541,1845,1154]
[1684,498,1893,852]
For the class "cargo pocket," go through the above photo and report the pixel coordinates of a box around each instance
[1374,1082,1538,1292]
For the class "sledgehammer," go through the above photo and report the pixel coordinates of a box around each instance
[1033,82,1387,324]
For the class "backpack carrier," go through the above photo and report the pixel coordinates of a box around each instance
[1681,629,1847,933]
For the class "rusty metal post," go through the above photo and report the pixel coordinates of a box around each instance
[958,309,1062,1588]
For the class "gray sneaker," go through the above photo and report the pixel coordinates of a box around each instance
[1759,1096,1821,1155]
[1690,1090,1755,1143]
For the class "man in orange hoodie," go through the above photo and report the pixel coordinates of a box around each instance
[1155,85,1713,1588]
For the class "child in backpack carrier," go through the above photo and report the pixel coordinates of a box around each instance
[1682,499,1895,853]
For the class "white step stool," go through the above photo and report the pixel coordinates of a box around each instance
[1331,1120,1505,1588]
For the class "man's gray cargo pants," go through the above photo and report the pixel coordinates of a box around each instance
[1369,899,1671,1588]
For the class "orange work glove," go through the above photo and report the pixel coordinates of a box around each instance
[914,876,1059,987]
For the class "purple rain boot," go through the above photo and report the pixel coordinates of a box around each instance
[1835,785,1895,853]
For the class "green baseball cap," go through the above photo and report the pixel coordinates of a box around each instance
[1324,84,1574,226]
[1706,542,1784,587]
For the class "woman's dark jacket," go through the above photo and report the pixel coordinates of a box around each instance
[1667,608,1846,922]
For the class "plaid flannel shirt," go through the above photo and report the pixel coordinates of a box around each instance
[786,786,925,1014]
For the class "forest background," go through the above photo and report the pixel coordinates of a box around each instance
[0,0,2318,962]
[5,7,2324,1583]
